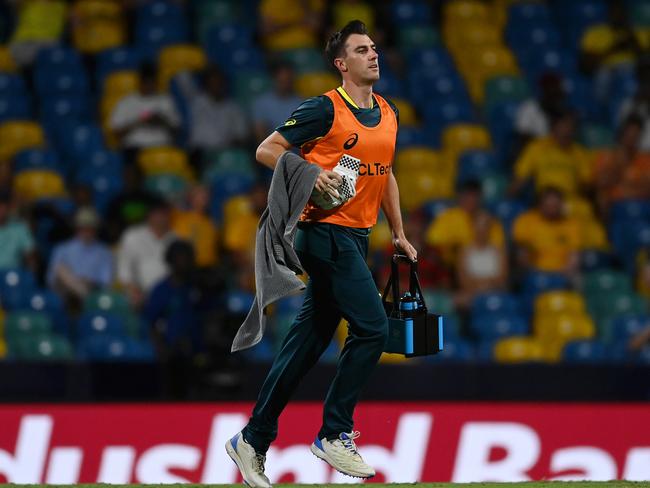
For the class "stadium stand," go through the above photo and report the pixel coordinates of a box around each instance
[0,0,648,370]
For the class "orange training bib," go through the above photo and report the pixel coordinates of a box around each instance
[300,89,398,229]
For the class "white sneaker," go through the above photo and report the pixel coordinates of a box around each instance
[225,432,272,488]
[310,431,375,479]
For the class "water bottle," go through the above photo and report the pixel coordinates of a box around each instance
[399,292,417,354]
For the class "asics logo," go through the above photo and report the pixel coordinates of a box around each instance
[343,133,359,150]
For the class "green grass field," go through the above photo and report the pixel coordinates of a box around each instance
[4,483,646,487]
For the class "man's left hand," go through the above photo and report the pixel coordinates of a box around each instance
[393,234,418,262]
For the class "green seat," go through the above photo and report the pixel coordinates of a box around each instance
[481,172,508,204]
[202,148,256,182]
[196,0,241,43]
[484,76,529,110]
[582,270,633,296]
[10,334,73,361]
[631,1,650,28]
[144,173,189,201]
[580,123,614,149]
[123,312,144,339]
[84,290,130,316]
[589,291,648,342]
[234,71,273,107]
[279,48,327,74]
[398,26,440,50]
[4,312,52,341]
[422,289,455,315]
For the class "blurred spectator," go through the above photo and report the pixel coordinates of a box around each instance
[628,315,650,351]
[104,164,157,244]
[252,61,302,143]
[9,0,67,66]
[515,72,567,140]
[109,63,180,158]
[143,239,202,398]
[172,184,218,269]
[259,0,324,51]
[617,58,650,151]
[511,109,591,197]
[594,115,650,212]
[117,198,176,307]
[144,239,202,356]
[46,207,113,309]
[0,189,36,271]
[456,212,508,308]
[175,65,249,161]
[513,187,580,278]
[426,180,505,268]
[580,2,640,100]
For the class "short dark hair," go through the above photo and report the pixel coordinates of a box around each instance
[549,107,577,128]
[139,62,157,81]
[325,20,369,68]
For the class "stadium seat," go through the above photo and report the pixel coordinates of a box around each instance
[422,289,455,315]
[580,123,614,148]
[71,0,126,54]
[398,25,439,50]
[391,0,433,26]
[35,46,83,73]
[610,315,650,346]
[394,147,440,173]
[202,148,256,182]
[457,150,501,183]
[77,334,155,362]
[396,170,453,209]
[96,48,140,88]
[579,250,614,271]
[13,170,66,201]
[195,0,242,42]
[494,336,546,363]
[0,121,45,162]
[535,291,586,315]
[144,173,189,201]
[103,70,139,99]
[562,339,608,363]
[391,98,418,126]
[582,270,633,295]
[522,271,569,296]
[0,95,32,122]
[279,48,327,74]
[0,46,18,73]
[295,72,339,98]
[158,44,207,89]
[444,0,490,24]
[34,67,89,97]
[488,199,526,236]
[83,290,131,317]
[471,313,528,341]
[78,312,127,340]
[442,124,491,154]
[472,292,521,316]
[233,71,273,107]
[483,76,529,110]
[0,73,26,94]
[225,290,255,315]
[4,311,52,341]
[137,146,194,180]
[428,339,475,362]
[10,334,74,361]
[13,149,60,174]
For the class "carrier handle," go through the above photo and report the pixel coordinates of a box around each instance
[381,254,427,315]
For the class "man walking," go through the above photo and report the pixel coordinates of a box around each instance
[226,20,417,487]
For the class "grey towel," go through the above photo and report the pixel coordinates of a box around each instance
[231,151,321,352]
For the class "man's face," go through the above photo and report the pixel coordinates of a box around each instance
[540,192,564,219]
[77,226,96,243]
[552,116,576,146]
[337,33,379,84]
[459,190,481,214]
[149,208,170,233]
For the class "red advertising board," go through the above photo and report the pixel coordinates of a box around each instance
[0,402,649,483]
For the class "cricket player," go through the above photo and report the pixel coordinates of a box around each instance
[226,20,417,487]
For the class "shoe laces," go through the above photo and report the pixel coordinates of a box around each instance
[252,453,266,474]
[338,431,361,454]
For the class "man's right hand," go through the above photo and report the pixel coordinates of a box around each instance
[314,169,343,195]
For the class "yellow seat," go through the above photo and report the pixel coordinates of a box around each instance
[103,70,139,98]
[534,313,596,344]
[394,147,440,173]
[295,72,339,98]
[369,218,392,252]
[396,171,453,210]
[0,121,45,162]
[223,195,254,230]
[223,212,258,252]
[442,124,492,160]
[137,147,194,181]
[72,0,125,54]
[391,98,418,127]
[477,47,519,76]
[0,45,18,72]
[0,338,6,359]
[445,23,501,52]
[535,291,586,316]
[158,44,207,89]
[494,336,546,363]
[13,170,66,201]
[445,0,490,24]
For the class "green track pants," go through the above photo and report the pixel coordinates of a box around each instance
[242,222,389,454]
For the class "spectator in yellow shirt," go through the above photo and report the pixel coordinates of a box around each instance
[511,109,592,197]
[513,187,581,277]
[426,180,505,267]
[172,185,218,269]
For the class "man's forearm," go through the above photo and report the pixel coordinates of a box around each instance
[381,172,405,238]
